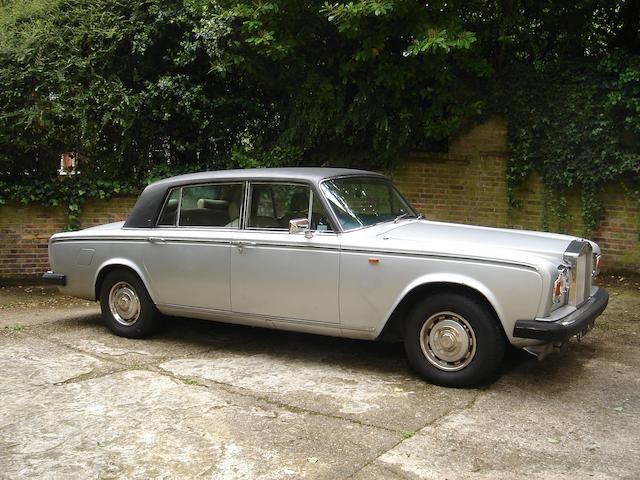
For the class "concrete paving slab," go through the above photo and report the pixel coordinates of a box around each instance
[0,370,400,479]
[359,350,640,479]
[0,334,105,398]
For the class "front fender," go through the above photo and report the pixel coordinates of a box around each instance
[376,267,543,343]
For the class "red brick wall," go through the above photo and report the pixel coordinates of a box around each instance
[0,195,137,282]
[390,117,640,273]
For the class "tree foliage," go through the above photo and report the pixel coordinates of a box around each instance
[0,0,486,179]
[0,0,638,231]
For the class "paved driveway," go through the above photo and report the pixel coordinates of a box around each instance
[1,278,639,479]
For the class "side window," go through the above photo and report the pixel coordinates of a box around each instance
[157,189,181,226]
[311,194,333,232]
[248,184,310,229]
[177,183,244,228]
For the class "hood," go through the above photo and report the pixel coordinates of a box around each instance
[375,220,584,261]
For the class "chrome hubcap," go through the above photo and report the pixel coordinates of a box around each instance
[419,311,476,371]
[109,282,140,326]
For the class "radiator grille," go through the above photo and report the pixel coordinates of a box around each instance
[564,240,593,307]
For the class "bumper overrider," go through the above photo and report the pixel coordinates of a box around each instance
[42,271,66,286]
[513,288,609,342]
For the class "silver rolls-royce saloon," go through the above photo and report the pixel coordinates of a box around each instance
[43,168,608,387]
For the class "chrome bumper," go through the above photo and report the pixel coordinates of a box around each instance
[513,288,609,341]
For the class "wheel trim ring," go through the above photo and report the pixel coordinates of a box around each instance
[419,311,477,372]
[109,282,141,326]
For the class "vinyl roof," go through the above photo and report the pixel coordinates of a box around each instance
[124,167,387,229]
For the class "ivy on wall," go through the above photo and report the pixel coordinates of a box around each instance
[501,51,640,235]
[0,177,136,230]
[0,144,304,230]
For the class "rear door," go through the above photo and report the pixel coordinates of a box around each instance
[143,182,244,311]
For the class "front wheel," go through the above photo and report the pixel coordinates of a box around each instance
[99,270,159,338]
[403,293,505,387]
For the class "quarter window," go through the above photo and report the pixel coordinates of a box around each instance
[157,189,181,226]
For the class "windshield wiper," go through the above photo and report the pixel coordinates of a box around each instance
[393,212,424,223]
[393,213,409,223]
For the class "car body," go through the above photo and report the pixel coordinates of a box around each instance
[44,168,609,386]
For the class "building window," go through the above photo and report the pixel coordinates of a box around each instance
[59,152,79,176]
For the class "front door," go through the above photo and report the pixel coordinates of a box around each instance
[230,183,341,329]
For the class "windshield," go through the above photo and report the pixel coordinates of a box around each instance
[321,177,418,230]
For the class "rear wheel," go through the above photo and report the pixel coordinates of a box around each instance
[99,270,159,338]
[403,293,505,387]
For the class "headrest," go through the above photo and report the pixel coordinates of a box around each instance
[228,201,240,218]
[197,198,228,210]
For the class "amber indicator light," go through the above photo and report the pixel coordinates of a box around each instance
[368,257,380,264]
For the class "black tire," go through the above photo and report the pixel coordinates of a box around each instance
[403,293,505,387]
[99,269,160,338]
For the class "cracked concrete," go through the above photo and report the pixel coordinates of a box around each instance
[0,277,639,479]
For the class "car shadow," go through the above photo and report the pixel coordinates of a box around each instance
[159,315,413,377]
[63,312,596,388]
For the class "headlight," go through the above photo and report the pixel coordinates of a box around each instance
[553,265,570,305]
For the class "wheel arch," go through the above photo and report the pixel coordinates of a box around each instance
[94,259,155,303]
[377,278,506,342]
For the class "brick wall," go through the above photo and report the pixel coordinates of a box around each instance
[0,195,137,282]
[1,116,638,282]
[390,117,640,273]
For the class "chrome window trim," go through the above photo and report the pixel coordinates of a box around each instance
[241,180,251,230]
[308,189,314,225]
[175,187,183,227]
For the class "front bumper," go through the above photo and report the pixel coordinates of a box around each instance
[42,271,66,286]
[513,288,609,342]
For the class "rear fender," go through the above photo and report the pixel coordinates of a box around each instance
[94,258,156,303]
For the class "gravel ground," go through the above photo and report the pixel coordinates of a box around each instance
[0,276,638,479]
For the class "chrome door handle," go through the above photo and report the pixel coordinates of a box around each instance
[232,240,257,252]
[147,237,166,244]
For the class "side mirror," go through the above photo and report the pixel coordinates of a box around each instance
[289,218,313,238]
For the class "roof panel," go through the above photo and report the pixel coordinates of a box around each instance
[152,167,385,187]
